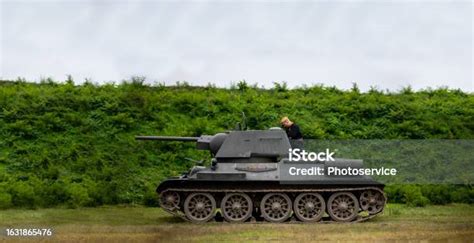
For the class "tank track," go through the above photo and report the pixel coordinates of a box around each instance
[159,186,386,223]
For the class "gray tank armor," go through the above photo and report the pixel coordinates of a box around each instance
[136,129,385,223]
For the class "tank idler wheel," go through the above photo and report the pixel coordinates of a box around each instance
[293,193,326,222]
[184,193,216,223]
[327,192,359,222]
[260,193,292,223]
[360,190,385,214]
[160,191,180,211]
[220,193,253,223]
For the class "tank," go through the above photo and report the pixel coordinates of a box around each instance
[136,128,386,223]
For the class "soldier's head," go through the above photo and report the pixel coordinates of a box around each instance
[280,116,293,128]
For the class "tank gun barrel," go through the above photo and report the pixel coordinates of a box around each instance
[135,136,199,142]
[135,133,228,154]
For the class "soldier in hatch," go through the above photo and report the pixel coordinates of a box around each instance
[280,116,303,148]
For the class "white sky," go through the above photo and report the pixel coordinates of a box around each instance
[1,0,473,91]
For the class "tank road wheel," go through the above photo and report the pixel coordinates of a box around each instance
[220,193,253,223]
[184,193,216,223]
[293,193,326,222]
[160,191,180,211]
[360,190,385,214]
[260,193,292,223]
[327,192,359,222]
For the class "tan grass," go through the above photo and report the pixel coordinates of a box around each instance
[1,204,473,242]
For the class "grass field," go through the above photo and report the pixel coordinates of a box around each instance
[1,204,473,242]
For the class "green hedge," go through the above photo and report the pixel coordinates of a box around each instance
[0,78,473,208]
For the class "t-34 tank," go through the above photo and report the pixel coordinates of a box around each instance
[136,128,386,223]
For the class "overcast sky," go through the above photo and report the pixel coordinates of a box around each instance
[1,0,472,91]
